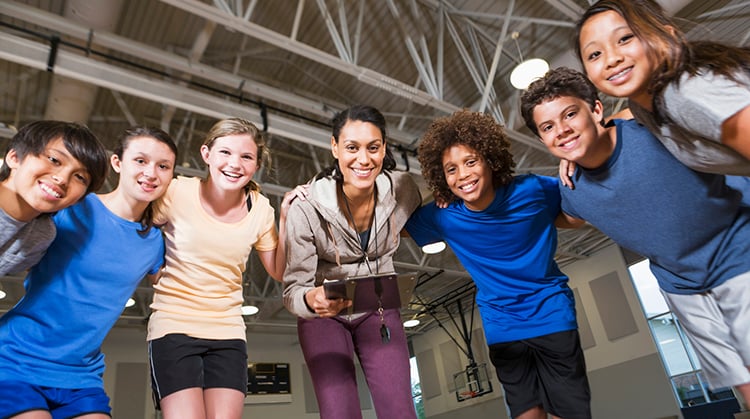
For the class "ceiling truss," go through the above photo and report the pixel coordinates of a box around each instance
[6,0,743,334]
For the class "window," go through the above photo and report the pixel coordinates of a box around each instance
[410,356,425,419]
[628,259,737,407]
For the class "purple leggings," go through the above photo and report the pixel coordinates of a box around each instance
[297,309,417,419]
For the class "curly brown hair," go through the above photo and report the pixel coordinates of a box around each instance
[417,110,515,204]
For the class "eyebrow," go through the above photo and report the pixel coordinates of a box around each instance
[47,146,73,159]
[342,138,383,144]
[582,24,631,51]
[536,103,578,128]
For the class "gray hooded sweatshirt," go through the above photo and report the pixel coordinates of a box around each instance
[282,170,421,319]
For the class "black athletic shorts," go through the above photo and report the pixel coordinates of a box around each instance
[489,329,591,419]
[148,333,248,408]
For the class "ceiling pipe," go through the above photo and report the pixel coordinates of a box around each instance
[44,0,125,123]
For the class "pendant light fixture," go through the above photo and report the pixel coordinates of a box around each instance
[509,32,549,90]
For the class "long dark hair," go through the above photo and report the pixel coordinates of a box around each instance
[575,0,750,119]
[316,105,396,181]
[114,126,178,234]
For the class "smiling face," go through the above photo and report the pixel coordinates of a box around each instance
[3,137,91,220]
[201,133,259,192]
[579,10,656,109]
[112,136,175,206]
[331,120,385,196]
[533,96,613,169]
[441,144,494,211]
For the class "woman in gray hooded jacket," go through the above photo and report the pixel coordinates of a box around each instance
[283,105,421,419]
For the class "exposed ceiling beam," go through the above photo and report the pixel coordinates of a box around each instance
[0,0,551,156]
[0,2,331,124]
[160,0,460,114]
[0,31,424,175]
[544,0,584,20]
[0,0,430,148]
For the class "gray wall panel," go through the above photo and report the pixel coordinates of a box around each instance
[573,287,597,349]
[440,341,462,392]
[416,348,442,399]
[590,272,639,341]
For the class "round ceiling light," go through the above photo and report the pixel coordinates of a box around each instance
[510,58,550,90]
[403,319,420,328]
[241,305,259,316]
[421,241,447,254]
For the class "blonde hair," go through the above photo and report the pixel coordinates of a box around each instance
[203,117,270,192]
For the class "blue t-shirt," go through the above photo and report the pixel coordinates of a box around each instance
[725,176,750,207]
[406,174,576,345]
[561,119,750,294]
[0,194,165,389]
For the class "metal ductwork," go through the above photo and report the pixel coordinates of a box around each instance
[44,0,125,123]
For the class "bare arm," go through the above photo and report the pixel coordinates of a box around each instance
[147,272,161,285]
[257,185,310,282]
[721,105,750,160]
[555,211,586,229]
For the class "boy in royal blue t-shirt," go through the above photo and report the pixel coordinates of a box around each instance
[406,110,591,419]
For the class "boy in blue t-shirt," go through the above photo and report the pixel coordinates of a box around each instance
[0,120,108,277]
[520,67,750,408]
[405,110,591,419]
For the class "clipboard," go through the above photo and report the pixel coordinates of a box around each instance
[323,272,418,314]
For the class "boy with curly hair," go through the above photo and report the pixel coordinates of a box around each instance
[406,109,591,419]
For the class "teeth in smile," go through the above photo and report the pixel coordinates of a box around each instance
[459,181,476,191]
[608,68,630,81]
[40,183,61,198]
[353,168,370,175]
[559,137,576,148]
[222,171,241,178]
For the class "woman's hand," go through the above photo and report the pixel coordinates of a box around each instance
[304,286,352,318]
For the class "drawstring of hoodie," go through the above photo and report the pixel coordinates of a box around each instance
[325,222,341,267]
